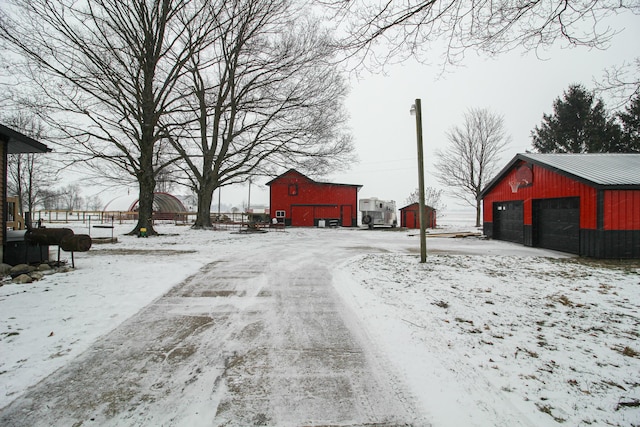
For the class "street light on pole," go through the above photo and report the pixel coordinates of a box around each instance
[410,99,427,263]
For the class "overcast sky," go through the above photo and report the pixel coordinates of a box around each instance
[231,10,639,217]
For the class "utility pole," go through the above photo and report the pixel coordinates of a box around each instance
[411,99,427,262]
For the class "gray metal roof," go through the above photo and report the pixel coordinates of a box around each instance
[521,153,640,186]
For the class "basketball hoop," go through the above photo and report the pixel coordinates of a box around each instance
[508,180,520,193]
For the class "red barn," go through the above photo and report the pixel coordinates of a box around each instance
[480,153,640,258]
[267,169,361,227]
[400,203,437,229]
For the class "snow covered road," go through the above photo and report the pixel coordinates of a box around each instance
[0,228,424,426]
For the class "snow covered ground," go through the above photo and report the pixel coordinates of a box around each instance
[0,217,638,426]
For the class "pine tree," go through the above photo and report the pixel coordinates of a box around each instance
[531,84,622,153]
[618,94,640,152]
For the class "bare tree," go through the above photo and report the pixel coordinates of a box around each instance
[0,0,217,236]
[4,113,58,217]
[39,188,63,210]
[321,0,638,71]
[84,194,104,211]
[59,184,84,210]
[405,187,446,213]
[435,108,510,227]
[596,58,640,108]
[168,0,354,228]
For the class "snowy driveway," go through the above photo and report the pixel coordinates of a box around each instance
[1,228,423,426]
[1,225,638,426]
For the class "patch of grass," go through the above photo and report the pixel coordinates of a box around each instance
[620,346,639,358]
[432,300,449,309]
[454,317,474,325]
[515,347,539,358]
[616,398,640,410]
[554,257,640,272]
[536,403,567,423]
[557,295,573,307]
[602,380,627,391]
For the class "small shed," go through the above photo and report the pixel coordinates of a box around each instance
[1,124,51,263]
[400,203,436,229]
[267,169,361,227]
[479,153,640,258]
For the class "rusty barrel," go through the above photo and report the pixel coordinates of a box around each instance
[60,234,92,252]
[26,228,74,245]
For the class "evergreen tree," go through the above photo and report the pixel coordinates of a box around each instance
[618,94,640,152]
[531,85,622,153]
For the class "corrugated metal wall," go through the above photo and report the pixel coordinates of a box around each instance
[483,160,640,258]
[482,162,598,229]
[604,190,640,230]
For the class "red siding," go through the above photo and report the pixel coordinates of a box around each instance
[604,190,640,230]
[269,170,359,226]
[483,162,598,229]
[399,203,436,229]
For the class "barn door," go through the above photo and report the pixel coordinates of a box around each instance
[533,197,580,254]
[493,201,524,244]
[291,206,314,226]
[341,205,352,227]
[405,210,418,229]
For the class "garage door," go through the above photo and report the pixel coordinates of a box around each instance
[493,201,524,243]
[533,197,580,254]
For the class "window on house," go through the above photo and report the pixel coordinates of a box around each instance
[288,184,298,196]
[276,210,286,218]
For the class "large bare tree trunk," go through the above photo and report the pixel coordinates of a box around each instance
[132,166,156,236]
[193,186,214,229]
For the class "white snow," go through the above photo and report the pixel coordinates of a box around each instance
[1,219,638,426]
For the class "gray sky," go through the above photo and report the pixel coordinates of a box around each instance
[88,11,639,215]
[237,10,639,216]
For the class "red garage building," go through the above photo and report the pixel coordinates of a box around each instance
[267,169,361,227]
[480,153,640,258]
[400,203,437,229]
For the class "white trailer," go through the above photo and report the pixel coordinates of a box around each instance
[359,198,397,229]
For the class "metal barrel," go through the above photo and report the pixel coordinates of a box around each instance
[60,234,92,252]
[25,228,74,245]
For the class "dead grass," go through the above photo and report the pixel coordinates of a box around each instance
[619,346,639,358]
[536,403,567,423]
[432,300,449,309]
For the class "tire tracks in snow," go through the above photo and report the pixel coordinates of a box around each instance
[0,232,422,426]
